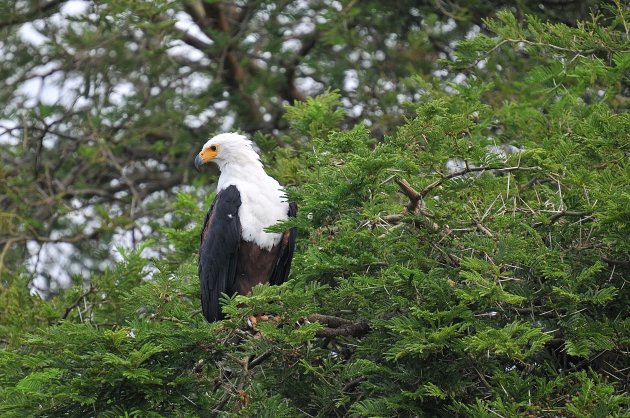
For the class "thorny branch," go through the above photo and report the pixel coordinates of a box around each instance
[532,210,590,227]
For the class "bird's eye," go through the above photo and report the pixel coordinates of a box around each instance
[210,145,217,152]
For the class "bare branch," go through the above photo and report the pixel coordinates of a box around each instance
[60,285,94,321]
[532,210,590,228]
[420,165,538,199]
[304,314,370,338]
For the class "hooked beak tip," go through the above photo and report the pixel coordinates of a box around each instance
[194,154,204,171]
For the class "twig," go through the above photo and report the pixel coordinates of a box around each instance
[60,285,94,320]
[304,314,371,338]
[473,218,494,237]
[420,165,536,199]
[342,376,367,393]
[532,210,589,227]
[601,256,630,268]
[248,349,272,368]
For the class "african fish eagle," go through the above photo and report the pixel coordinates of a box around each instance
[194,133,297,322]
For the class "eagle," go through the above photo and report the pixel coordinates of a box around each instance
[194,133,297,322]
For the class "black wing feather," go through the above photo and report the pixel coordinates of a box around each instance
[199,185,241,322]
[269,201,298,286]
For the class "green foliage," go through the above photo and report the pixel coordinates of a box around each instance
[1,6,629,418]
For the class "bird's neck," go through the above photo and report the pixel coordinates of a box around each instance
[217,160,269,191]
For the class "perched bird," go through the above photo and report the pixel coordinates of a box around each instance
[194,133,297,322]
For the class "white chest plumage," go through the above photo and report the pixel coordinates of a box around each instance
[217,166,289,251]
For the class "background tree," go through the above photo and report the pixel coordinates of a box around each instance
[0,0,606,290]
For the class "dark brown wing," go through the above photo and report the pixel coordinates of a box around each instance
[269,201,297,285]
[199,185,241,322]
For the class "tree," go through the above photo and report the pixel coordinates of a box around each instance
[0,0,606,289]
[1,3,629,416]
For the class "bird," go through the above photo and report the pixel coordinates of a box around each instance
[194,133,297,322]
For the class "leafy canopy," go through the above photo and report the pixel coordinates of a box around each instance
[1,4,629,418]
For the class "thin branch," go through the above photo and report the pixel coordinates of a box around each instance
[0,0,66,29]
[304,314,370,338]
[532,210,590,227]
[60,285,94,320]
[601,256,630,268]
[0,229,101,246]
[395,177,422,212]
[421,165,538,199]
[248,349,272,368]
[342,376,367,393]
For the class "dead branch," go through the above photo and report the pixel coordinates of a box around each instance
[395,177,422,213]
[393,178,440,232]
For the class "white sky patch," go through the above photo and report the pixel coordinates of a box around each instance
[18,22,49,47]
[343,69,359,92]
[378,79,395,91]
[433,69,448,77]
[295,76,323,96]
[244,32,258,45]
[435,18,457,34]
[385,33,398,49]
[27,241,77,296]
[167,40,206,62]
[466,25,481,40]
[282,38,302,53]
[185,108,216,128]
[397,93,410,105]
[221,112,236,132]
[186,72,211,92]
[0,119,20,145]
[60,0,91,16]
[214,100,229,110]
[58,207,100,238]
[174,11,213,45]
[453,73,467,85]
[45,74,84,107]
[294,20,315,35]
[109,81,135,105]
